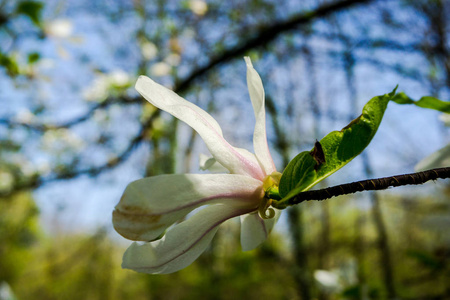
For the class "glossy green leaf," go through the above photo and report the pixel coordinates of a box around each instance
[392,92,450,113]
[278,88,397,203]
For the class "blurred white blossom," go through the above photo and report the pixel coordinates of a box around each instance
[109,70,131,87]
[141,42,158,60]
[82,78,109,102]
[165,53,181,66]
[82,70,132,102]
[189,0,208,16]
[45,19,73,38]
[14,109,35,124]
[314,270,342,293]
[150,62,172,77]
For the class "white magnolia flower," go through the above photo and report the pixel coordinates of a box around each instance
[113,57,281,274]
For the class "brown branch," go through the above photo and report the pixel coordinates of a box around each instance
[1,0,374,132]
[0,96,140,132]
[0,111,159,197]
[2,0,375,196]
[280,167,450,206]
[174,0,374,93]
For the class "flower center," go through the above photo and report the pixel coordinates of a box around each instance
[258,172,282,219]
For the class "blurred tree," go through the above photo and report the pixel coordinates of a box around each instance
[0,0,449,299]
[0,192,40,284]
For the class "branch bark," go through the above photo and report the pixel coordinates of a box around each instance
[278,167,450,205]
[175,0,374,93]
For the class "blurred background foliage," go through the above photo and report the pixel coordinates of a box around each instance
[0,0,449,299]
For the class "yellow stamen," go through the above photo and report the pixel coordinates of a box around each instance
[258,171,282,219]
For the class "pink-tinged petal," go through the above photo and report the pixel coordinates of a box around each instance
[244,57,276,175]
[113,174,263,241]
[135,76,265,179]
[240,208,280,251]
[122,204,254,274]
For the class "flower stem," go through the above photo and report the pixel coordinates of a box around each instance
[265,186,282,200]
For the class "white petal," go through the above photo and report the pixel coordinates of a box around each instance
[240,208,280,251]
[244,57,276,175]
[415,143,450,171]
[199,153,228,173]
[122,204,254,274]
[113,174,263,241]
[135,76,265,179]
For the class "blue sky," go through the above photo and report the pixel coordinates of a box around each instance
[1,0,448,239]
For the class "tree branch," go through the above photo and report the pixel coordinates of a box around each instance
[1,0,374,133]
[174,0,374,93]
[2,0,375,196]
[275,167,450,207]
[0,96,141,132]
[0,111,159,197]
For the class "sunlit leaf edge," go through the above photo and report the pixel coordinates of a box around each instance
[278,87,398,202]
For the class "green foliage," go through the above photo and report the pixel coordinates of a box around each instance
[15,1,44,26]
[5,226,298,300]
[392,92,450,113]
[278,88,397,202]
[1,191,449,299]
[0,52,20,77]
[27,52,41,64]
[341,284,380,299]
[0,192,40,282]
[406,249,443,271]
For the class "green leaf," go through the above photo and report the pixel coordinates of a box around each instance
[27,52,40,64]
[278,88,397,202]
[0,52,20,76]
[16,1,44,26]
[392,92,450,113]
[278,152,316,198]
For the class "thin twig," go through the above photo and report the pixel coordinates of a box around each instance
[279,167,450,206]
[174,0,374,93]
[0,111,159,197]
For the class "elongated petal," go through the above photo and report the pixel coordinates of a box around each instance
[240,208,280,251]
[113,174,263,241]
[136,76,265,179]
[122,204,254,274]
[245,57,276,175]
